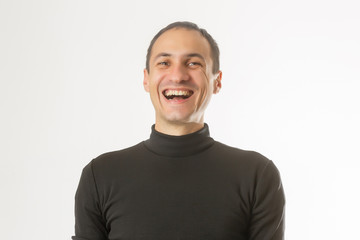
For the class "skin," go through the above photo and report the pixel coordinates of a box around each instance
[143,28,222,136]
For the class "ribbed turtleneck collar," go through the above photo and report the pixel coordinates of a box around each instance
[143,123,215,157]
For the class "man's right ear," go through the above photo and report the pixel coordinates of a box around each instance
[143,68,150,92]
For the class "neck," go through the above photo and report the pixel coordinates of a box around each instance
[144,123,214,157]
[154,121,205,136]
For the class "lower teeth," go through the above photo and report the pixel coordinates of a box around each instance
[166,95,188,100]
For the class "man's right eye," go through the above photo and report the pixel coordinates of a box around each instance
[158,61,169,66]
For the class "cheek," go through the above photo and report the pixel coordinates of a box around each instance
[195,74,211,94]
[148,79,160,93]
[193,76,211,104]
[149,72,166,89]
[193,70,209,84]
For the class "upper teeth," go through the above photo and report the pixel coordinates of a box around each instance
[164,90,191,96]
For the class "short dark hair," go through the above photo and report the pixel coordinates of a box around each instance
[146,21,220,74]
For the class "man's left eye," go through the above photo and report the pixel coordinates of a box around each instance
[188,62,201,67]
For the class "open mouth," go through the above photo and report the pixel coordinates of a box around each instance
[162,89,194,100]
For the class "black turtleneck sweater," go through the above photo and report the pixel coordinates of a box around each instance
[72,124,285,240]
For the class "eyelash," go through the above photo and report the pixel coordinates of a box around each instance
[188,62,201,67]
[158,61,169,66]
[157,61,202,67]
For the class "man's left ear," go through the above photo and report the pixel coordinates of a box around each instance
[213,71,222,94]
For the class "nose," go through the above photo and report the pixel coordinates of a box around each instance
[169,63,190,83]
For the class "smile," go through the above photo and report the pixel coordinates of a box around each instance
[162,89,194,100]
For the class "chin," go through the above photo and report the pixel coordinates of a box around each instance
[164,115,191,123]
[162,111,205,125]
[161,111,194,123]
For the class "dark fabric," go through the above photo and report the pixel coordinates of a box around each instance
[144,123,214,157]
[72,124,285,240]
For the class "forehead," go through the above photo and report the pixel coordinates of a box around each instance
[150,28,211,61]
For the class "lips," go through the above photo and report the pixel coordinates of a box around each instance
[162,89,194,100]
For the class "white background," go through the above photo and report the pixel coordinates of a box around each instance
[1,0,359,239]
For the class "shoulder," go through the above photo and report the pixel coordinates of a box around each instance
[211,141,270,167]
[209,141,282,180]
[211,141,284,191]
[84,142,147,175]
[94,142,144,161]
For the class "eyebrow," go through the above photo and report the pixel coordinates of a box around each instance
[153,52,205,62]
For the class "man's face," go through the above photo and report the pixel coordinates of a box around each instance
[143,28,222,126]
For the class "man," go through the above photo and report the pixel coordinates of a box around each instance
[72,21,285,240]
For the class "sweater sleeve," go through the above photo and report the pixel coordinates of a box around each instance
[72,161,108,240]
[248,160,285,240]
